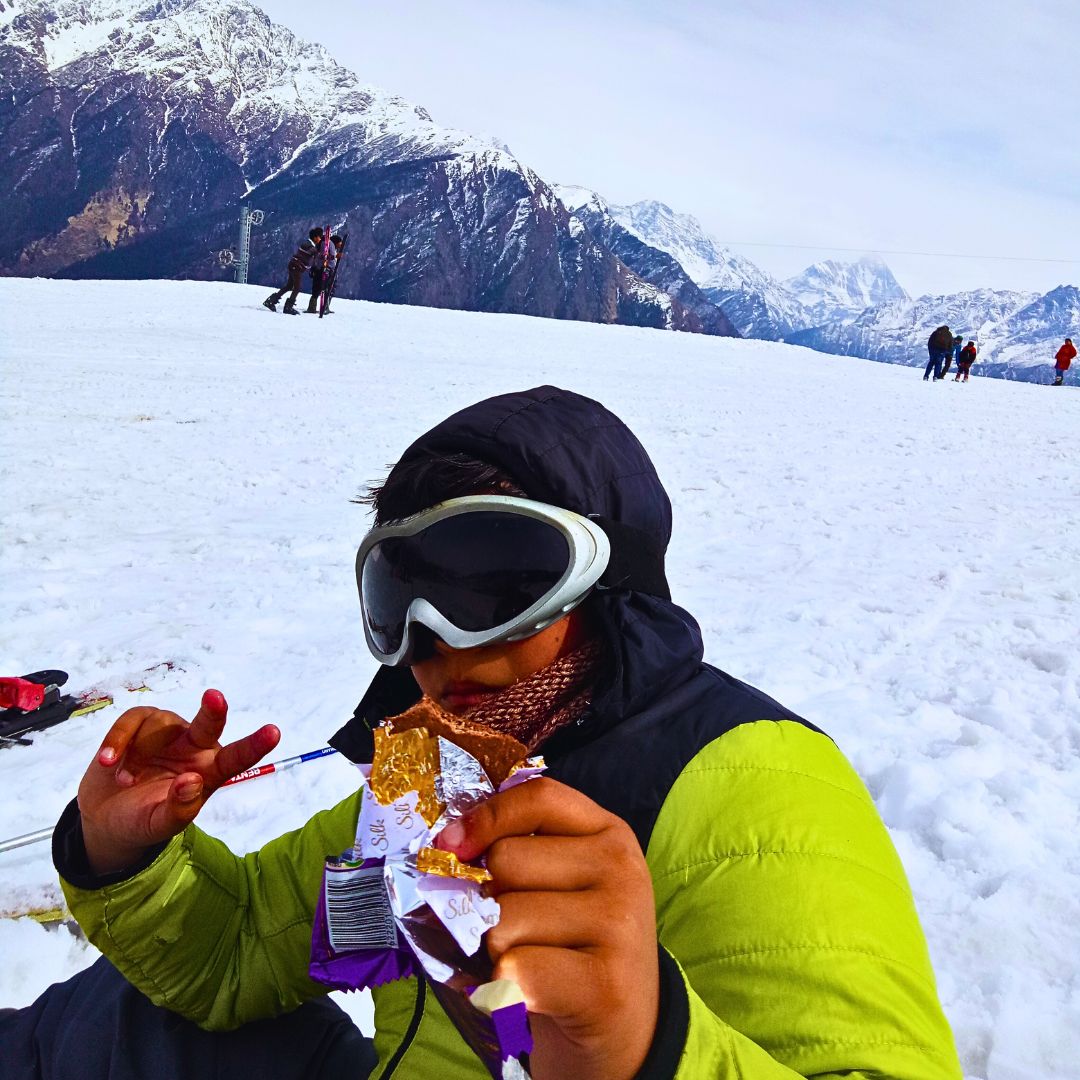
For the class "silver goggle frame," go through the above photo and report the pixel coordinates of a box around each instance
[356,495,611,666]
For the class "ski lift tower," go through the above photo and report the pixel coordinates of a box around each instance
[217,207,264,284]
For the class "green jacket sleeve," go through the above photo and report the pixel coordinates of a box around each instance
[60,789,363,1031]
[646,720,962,1079]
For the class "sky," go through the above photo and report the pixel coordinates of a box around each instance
[253,0,1080,299]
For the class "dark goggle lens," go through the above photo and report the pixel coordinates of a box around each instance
[362,513,571,656]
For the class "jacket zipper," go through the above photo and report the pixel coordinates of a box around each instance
[378,978,426,1079]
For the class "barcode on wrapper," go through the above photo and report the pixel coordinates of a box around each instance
[324,864,397,951]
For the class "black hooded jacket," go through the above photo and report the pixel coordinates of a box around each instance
[50,387,961,1080]
[330,385,812,851]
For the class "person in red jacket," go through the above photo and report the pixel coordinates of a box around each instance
[954,341,977,382]
[1053,338,1076,385]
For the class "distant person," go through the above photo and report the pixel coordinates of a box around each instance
[1052,338,1076,385]
[954,341,977,382]
[307,234,344,315]
[264,227,324,315]
[941,335,963,379]
[925,325,953,381]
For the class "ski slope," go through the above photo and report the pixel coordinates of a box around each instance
[1,279,1078,1078]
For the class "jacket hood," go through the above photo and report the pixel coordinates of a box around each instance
[333,386,705,759]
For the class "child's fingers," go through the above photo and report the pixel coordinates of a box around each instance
[95,707,160,767]
[435,778,612,861]
[485,891,600,961]
[211,724,281,786]
[484,835,598,895]
[492,944,602,1020]
[185,689,229,750]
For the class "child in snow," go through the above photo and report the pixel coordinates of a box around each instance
[954,341,977,381]
[55,386,962,1079]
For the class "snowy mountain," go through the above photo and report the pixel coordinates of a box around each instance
[783,256,909,325]
[605,199,729,285]
[786,287,1046,376]
[0,0,701,333]
[698,265,813,341]
[589,197,807,340]
[555,188,737,337]
[979,286,1080,378]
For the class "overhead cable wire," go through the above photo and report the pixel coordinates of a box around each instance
[713,240,1080,265]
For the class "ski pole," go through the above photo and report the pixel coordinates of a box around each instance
[0,827,53,855]
[221,745,339,786]
[0,748,342,854]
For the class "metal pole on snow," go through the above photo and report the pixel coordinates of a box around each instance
[0,746,340,855]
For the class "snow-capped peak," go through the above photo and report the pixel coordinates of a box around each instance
[783,255,909,324]
[1,0,510,191]
[604,199,731,286]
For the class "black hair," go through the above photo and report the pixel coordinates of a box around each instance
[358,451,528,524]
[331,234,344,245]
[309,227,324,241]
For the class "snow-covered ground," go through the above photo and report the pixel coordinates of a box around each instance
[1,279,1078,1078]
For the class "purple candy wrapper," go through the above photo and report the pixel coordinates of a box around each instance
[491,1001,533,1061]
[309,859,418,992]
[307,747,541,1077]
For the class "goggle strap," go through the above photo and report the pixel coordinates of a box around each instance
[591,516,671,600]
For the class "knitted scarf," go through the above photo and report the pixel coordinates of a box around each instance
[418,639,604,754]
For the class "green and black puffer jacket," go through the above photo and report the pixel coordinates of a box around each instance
[61,386,962,1079]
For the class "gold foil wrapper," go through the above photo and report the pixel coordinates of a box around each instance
[416,846,492,884]
[370,725,443,825]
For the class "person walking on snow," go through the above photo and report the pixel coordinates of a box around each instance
[264,227,324,315]
[925,325,953,381]
[954,341,977,382]
[1052,338,1076,385]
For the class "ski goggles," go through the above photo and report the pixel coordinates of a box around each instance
[356,496,612,666]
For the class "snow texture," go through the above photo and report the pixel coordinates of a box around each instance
[1,279,1079,1078]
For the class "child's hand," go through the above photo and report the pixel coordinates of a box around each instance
[77,690,279,875]
[436,778,659,1080]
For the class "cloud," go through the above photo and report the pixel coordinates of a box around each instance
[254,0,1080,296]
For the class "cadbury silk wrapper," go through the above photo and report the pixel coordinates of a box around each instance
[310,723,541,1077]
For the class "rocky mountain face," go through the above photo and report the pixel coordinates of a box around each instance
[982,286,1080,379]
[605,198,728,285]
[0,0,700,333]
[782,256,909,325]
[783,287,1073,381]
[604,198,809,340]
[556,188,737,337]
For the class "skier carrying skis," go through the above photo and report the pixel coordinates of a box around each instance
[264,227,324,315]
[306,234,343,314]
[50,387,962,1080]
[1052,337,1076,385]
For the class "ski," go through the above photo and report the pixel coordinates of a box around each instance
[320,231,347,318]
[315,223,331,316]
[0,661,182,748]
[0,671,112,747]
